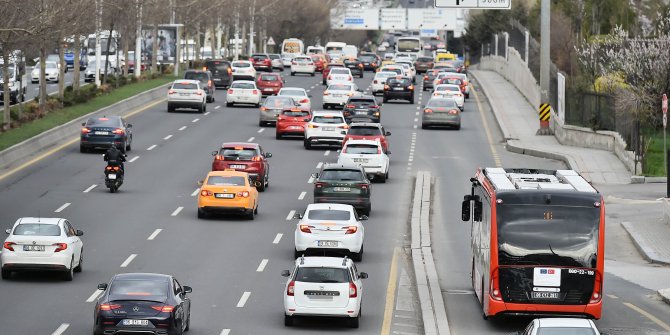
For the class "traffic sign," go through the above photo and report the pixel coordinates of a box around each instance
[407,9,458,30]
[663,94,668,129]
[266,37,275,46]
[435,0,511,9]
[380,8,406,30]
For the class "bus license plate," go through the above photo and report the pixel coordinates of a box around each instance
[122,319,149,326]
[531,292,560,299]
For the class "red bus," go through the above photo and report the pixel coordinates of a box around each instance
[462,168,605,319]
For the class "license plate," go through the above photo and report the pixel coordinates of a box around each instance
[333,187,351,192]
[215,193,234,199]
[318,241,339,247]
[531,292,560,299]
[23,245,45,251]
[179,93,190,96]
[323,127,335,131]
[353,158,369,163]
[107,174,117,180]
[263,88,273,91]
[230,164,246,169]
[393,87,404,91]
[289,126,302,130]
[355,111,368,115]
[122,319,149,326]
[94,131,109,135]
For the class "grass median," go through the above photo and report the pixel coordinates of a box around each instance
[643,130,670,176]
[0,76,176,152]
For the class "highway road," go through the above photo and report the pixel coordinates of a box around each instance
[0,67,86,108]
[0,66,669,335]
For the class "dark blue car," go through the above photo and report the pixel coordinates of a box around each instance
[80,116,133,153]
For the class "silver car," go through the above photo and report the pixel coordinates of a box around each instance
[258,96,301,126]
[421,97,461,130]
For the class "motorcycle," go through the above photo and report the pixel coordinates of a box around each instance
[104,164,124,193]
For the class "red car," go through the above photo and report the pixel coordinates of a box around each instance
[310,54,326,73]
[322,63,345,85]
[438,77,466,94]
[256,73,284,96]
[342,123,391,153]
[211,142,272,191]
[276,109,311,139]
[249,53,273,72]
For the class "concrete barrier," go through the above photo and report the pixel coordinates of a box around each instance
[0,84,170,173]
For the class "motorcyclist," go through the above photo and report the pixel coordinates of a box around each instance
[104,146,126,173]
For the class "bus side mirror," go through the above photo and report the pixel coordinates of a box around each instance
[461,196,471,222]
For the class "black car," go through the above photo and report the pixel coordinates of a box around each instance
[342,95,382,123]
[313,163,371,215]
[204,59,233,88]
[80,116,133,153]
[184,70,215,102]
[94,273,192,335]
[343,58,364,78]
[383,76,414,104]
[358,53,379,72]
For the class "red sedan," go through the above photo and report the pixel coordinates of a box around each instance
[276,109,311,139]
[211,142,272,191]
[256,73,284,96]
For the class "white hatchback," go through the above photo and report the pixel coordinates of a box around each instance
[226,80,262,107]
[282,256,368,328]
[304,111,349,149]
[167,80,207,113]
[231,60,257,80]
[290,56,316,76]
[1,217,84,281]
[519,318,603,335]
[326,68,353,86]
[371,71,397,95]
[433,84,464,110]
[293,203,366,260]
[31,61,60,83]
[323,82,361,109]
[278,87,312,110]
[338,139,390,182]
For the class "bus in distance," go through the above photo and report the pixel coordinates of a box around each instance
[395,37,422,60]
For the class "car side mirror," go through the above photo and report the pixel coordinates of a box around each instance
[76,230,84,236]
[81,122,86,126]
[265,152,272,158]
[308,94,312,97]
[211,150,218,156]
[359,215,368,220]
[197,180,204,187]
[359,272,368,279]
[385,131,391,136]
[183,286,193,294]
[5,229,11,234]
[97,283,108,290]
[386,150,391,155]
[281,270,291,277]
[421,105,425,109]
[293,213,303,219]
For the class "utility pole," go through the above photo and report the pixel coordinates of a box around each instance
[95,0,102,87]
[135,0,142,78]
[169,0,175,24]
[249,0,256,56]
[537,0,553,135]
[234,4,240,60]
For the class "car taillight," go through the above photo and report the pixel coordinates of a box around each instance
[300,98,309,103]
[299,224,313,233]
[328,75,332,80]
[237,191,250,198]
[208,80,212,87]
[424,76,428,80]
[348,76,352,81]
[287,281,295,296]
[448,109,459,115]
[372,62,377,66]
[384,85,389,90]
[53,243,68,252]
[195,91,203,96]
[347,92,354,96]
[277,116,284,121]
[349,282,358,298]
[151,305,175,313]
[345,104,355,108]
[168,89,176,94]
[358,183,369,191]
[314,182,325,188]
[3,242,15,251]
[590,271,603,303]
[292,62,297,65]
[200,190,213,196]
[252,156,262,162]
[373,80,378,84]
[252,90,259,95]
[338,124,349,129]
[112,128,124,135]
[489,269,502,301]
[214,155,223,161]
[323,91,330,96]
[371,105,379,109]
[424,109,433,114]
[345,226,358,234]
[308,124,318,128]
[408,85,414,90]
[358,64,363,68]
[260,107,268,111]
[228,89,234,94]
[227,68,232,75]
[81,127,91,134]
[456,93,463,97]
[433,93,440,96]
[99,303,122,311]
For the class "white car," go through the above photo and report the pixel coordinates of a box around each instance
[293,203,366,260]
[433,84,464,110]
[383,52,394,60]
[304,111,348,149]
[84,60,115,82]
[268,54,284,71]
[323,82,361,109]
[231,60,256,81]
[226,80,262,107]
[326,68,353,86]
[31,61,60,83]
[278,87,312,110]
[282,256,368,328]
[167,79,207,113]
[371,71,397,95]
[290,56,316,76]
[281,54,294,67]
[338,139,389,182]
[517,318,603,335]
[1,217,83,281]
[378,65,404,77]
[446,72,470,98]
[395,62,416,81]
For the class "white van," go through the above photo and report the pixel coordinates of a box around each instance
[343,45,358,59]
[306,46,325,55]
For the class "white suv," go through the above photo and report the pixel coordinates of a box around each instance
[291,56,316,76]
[167,80,206,113]
[304,111,349,149]
[282,256,368,328]
[337,139,390,183]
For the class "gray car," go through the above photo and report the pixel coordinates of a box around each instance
[421,97,461,130]
[258,96,301,126]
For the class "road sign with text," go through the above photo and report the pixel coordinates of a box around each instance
[435,0,511,9]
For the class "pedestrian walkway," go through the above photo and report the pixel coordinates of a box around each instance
[470,69,631,185]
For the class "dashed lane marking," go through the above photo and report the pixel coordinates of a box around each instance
[247,137,255,142]
[120,254,137,268]
[413,125,417,129]
[51,323,70,335]
[307,176,315,183]
[298,191,306,200]
[258,128,265,133]
[178,126,187,131]
[204,111,211,116]
[86,289,103,302]
[220,329,231,335]
[237,292,251,308]
[54,203,71,213]
[273,233,283,244]
[147,229,162,240]
[192,118,200,123]
[163,135,173,140]
[256,259,268,272]
[623,302,670,331]
[171,206,184,216]
[83,184,97,193]
[415,112,419,116]
[286,210,296,220]
[147,145,157,151]
[316,162,323,169]
[324,150,330,156]
[191,188,200,197]
[129,156,140,162]
[215,105,221,109]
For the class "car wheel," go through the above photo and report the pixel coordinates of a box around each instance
[386,168,390,180]
[348,314,360,328]
[74,250,83,273]
[359,74,364,78]
[466,93,470,99]
[120,144,127,154]
[303,139,312,150]
[455,124,461,130]
[383,97,388,103]
[351,245,363,262]
[63,258,74,281]
[259,120,265,127]
[421,124,427,129]
[126,140,131,152]
[364,205,371,216]
[310,72,315,77]
[1,269,11,280]
[276,132,282,140]
[284,314,294,327]
[80,145,88,153]
[323,104,328,109]
[322,80,326,85]
[290,72,295,76]
[197,208,207,219]
[258,179,266,192]
[246,208,255,220]
[168,106,174,113]
[378,173,386,183]
[184,311,191,331]
[226,102,233,107]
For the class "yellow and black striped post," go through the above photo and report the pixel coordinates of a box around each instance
[539,103,551,128]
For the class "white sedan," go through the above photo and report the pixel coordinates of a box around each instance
[326,68,354,86]
[226,80,262,107]
[337,139,389,182]
[293,203,366,261]
[290,56,316,76]
[433,84,464,110]
[278,87,311,110]
[1,217,83,281]
[517,318,603,335]
[371,71,397,95]
[323,82,361,109]
[31,61,60,83]
[231,60,257,81]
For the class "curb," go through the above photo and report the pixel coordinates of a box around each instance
[658,288,670,305]
[621,222,670,266]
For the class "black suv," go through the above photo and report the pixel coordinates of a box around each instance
[342,95,382,123]
[358,53,379,71]
[383,76,414,104]
[204,59,232,88]
[313,163,372,216]
[184,70,215,102]
[343,58,364,78]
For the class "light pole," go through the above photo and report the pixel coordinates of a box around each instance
[249,0,256,56]
[135,0,142,78]
[95,0,102,87]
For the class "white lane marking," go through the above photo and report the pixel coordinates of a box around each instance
[171,206,184,217]
[273,233,283,244]
[286,210,296,220]
[258,128,265,133]
[413,125,418,129]
[192,118,200,123]
[256,259,268,272]
[86,289,103,302]
[220,330,231,335]
[215,105,221,109]
[247,137,255,142]
[307,176,315,183]
[204,111,211,115]
[147,144,157,151]
[408,157,414,162]
[324,150,330,156]
[415,112,419,116]
[298,191,306,200]
[416,106,420,110]
[178,126,187,131]
[237,292,251,307]
[163,134,173,140]
[120,254,137,268]
[129,155,140,162]
[191,188,200,197]
[83,184,97,193]
[54,203,71,213]
[414,118,418,122]
[147,229,162,241]
[316,162,323,169]
[51,323,70,335]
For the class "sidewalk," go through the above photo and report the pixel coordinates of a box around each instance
[470,68,670,304]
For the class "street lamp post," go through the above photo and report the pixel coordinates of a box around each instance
[95,0,102,87]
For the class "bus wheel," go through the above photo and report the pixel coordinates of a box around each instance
[481,279,488,320]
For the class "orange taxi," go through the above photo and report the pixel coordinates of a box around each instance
[197,170,260,220]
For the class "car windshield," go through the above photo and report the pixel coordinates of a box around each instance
[417,57,433,62]
[220,147,257,160]
[294,267,350,283]
[537,328,596,335]
[252,55,268,60]
[206,61,230,72]
[331,68,350,75]
[0,66,15,78]
[109,279,168,299]
[320,169,364,181]
[45,62,58,69]
[376,72,396,79]
[231,82,255,89]
[173,82,198,90]
[13,224,61,236]
[268,54,280,60]
[359,55,375,62]
[280,89,305,97]
[329,84,352,91]
[313,116,344,124]
[348,126,382,136]
[348,99,375,106]
[388,78,410,85]
[184,72,208,82]
[282,110,310,117]
[294,58,310,62]
[441,78,462,85]
[385,69,402,75]
[436,86,460,92]
[426,99,458,109]
[307,209,351,220]
[345,144,379,154]
[233,62,251,68]
[264,97,295,109]
[85,117,121,127]
[207,175,246,186]
[260,75,279,81]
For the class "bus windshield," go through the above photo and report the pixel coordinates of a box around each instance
[87,37,117,55]
[397,39,420,52]
[497,204,600,268]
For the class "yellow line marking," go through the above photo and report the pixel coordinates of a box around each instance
[472,87,502,168]
[381,247,400,335]
[623,302,670,331]
[0,98,165,182]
